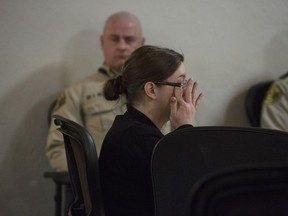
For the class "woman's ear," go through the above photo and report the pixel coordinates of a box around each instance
[144,82,157,100]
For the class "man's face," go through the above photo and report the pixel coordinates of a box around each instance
[101,18,145,71]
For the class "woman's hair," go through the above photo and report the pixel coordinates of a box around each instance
[103,45,184,103]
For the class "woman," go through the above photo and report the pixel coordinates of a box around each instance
[99,45,203,216]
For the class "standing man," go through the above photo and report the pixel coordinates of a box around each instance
[46,11,145,172]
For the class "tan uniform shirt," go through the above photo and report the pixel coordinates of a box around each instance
[46,66,125,171]
[260,77,288,131]
[46,66,171,172]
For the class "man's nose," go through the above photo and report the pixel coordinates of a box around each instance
[117,38,127,49]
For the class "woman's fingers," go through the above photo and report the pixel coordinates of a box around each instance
[174,78,203,108]
[195,93,203,109]
[183,79,201,107]
[184,79,192,103]
[191,80,197,104]
[174,84,184,103]
[170,78,203,129]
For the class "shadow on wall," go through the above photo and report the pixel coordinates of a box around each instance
[0,29,101,216]
[224,29,288,126]
[0,65,68,216]
[263,29,288,77]
[223,90,249,126]
[62,29,103,83]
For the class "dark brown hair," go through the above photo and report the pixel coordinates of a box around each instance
[103,45,184,103]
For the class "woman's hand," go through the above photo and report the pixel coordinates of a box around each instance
[169,78,203,129]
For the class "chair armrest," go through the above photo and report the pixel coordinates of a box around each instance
[43,171,70,184]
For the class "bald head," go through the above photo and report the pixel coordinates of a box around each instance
[101,12,145,72]
[103,11,143,36]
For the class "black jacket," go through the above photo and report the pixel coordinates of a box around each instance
[99,105,163,216]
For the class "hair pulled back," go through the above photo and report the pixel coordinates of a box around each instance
[103,45,184,103]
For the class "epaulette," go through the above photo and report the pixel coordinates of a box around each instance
[264,84,283,105]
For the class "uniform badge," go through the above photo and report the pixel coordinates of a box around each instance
[53,93,66,111]
[263,85,282,105]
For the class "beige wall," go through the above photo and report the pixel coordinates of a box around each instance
[0,0,288,215]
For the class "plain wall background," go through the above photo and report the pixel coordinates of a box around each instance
[0,0,288,215]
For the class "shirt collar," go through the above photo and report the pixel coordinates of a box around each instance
[98,63,120,78]
[126,105,161,132]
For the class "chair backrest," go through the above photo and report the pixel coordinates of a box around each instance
[53,114,105,216]
[151,126,288,216]
[189,163,288,216]
[245,81,272,127]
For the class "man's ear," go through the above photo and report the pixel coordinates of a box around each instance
[100,35,104,48]
[141,37,145,46]
[144,82,157,100]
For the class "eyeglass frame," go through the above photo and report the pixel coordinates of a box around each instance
[154,79,187,89]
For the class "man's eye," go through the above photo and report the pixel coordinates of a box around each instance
[125,37,136,44]
[110,36,120,43]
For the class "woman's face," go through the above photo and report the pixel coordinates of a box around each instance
[156,63,186,118]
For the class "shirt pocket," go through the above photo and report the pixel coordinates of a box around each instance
[82,97,122,132]
[83,96,115,114]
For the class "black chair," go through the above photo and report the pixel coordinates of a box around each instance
[53,114,105,216]
[44,99,71,216]
[189,163,288,216]
[43,171,70,216]
[151,126,288,216]
[43,100,71,216]
[245,81,272,127]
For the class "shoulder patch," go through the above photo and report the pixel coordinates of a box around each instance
[53,93,66,111]
[264,85,283,105]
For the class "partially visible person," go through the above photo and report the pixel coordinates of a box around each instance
[46,11,145,172]
[99,45,203,216]
[46,11,145,215]
[260,74,288,131]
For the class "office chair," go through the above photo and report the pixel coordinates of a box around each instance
[44,99,71,216]
[189,163,288,216]
[43,171,70,216]
[53,114,105,216]
[151,126,288,216]
[245,81,272,127]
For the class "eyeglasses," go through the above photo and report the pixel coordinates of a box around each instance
[155,80,187,89]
